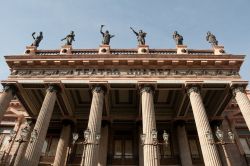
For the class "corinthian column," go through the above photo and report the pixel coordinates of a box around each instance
[21,86,58,166]
[13,121,34,166]
[176,122,192,166]
[0,85,16,122]
[232,87,250,130]
[82,86,105,166]
[53,121,72,166]
[187,86,222,166]
[140,86,160,166]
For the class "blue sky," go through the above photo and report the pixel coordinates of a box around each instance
[0,0,249,87]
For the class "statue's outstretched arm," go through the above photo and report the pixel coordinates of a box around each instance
[130,27,138,35]
[100,26,104,35]
[61,37,66,41]
[111,35,115,38]
[32,32,36,40]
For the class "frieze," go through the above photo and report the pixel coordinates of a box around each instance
[10,68,240,78]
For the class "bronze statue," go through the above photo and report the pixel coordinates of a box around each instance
[61,31,75,45]
[31,32,43,47]
[173,31,183,45]
[100,25,115,45]
[130,27,147,45]
[206,31,218,46]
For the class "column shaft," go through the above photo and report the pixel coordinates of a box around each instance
[21,86,57,166]
[82,86,104,166]
[233,87,250,130]
[141,86,160,166]
[188,87,222,166]
[176,124,193,166]
[13,122,34,166]
[0,85,15,122]
[53,123,71,166]
[98,125,108,166]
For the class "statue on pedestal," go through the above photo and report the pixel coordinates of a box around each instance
[206,31,218,46]
[61,31,75,45]
[100,25,115,45]
[130,27,147,45]
[173,31,183,45]
[31,32,43,47]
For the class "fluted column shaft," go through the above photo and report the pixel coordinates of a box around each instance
[233,87,250,130]
[0,85,15,122]
[98,125,108,166]
[176,123,192,166]
[21,86,58,166]
[188,86,222,166]
[53,123,71,166]
[13,121,34,166]
[141,86,160,166]
[82,86,104,166]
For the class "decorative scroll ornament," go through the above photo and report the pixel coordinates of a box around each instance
[92,86,104,94]
[47,85,59,93]
[187,86,200,95]
[232,86,245,97]
[30,129,38,143]
[140,86,154,94]
[3,85,16,95]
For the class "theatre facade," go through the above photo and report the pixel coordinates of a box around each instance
[0,42,250,166]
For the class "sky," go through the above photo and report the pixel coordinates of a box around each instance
[0,0,249,88]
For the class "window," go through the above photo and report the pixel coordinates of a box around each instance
[114,139,134,159]
[41,137,59,157]
[75,138,84,156]
[240,138,250,155]
[189,138,200,159]
[159,141,172,158]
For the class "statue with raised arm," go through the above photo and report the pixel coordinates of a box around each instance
[173,31,183,45]
[206,31,218,46]
[130,27,147,45]
[61,31,75,45]
[100,25,115,45]
[31,32,43,47]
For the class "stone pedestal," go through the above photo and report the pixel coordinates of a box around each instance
[60,45,72,54]
[140,86,160,166]
[176,122,192,166]
[25,46,37,55]
[21,86,58,166]
[0,85,15,122]
[53,122,71,166]
[98,125,109,166]
[138,45,149,54]
[213,45,225,55]
[187,86,222,166]
[232,87,250,130]
[176,45,188,54]
[82,86,105,166]
[99,45,110,54]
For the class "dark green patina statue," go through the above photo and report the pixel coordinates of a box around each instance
[61,31,75,45]
[173,31,183,45]
[130,27,147,45]
[206,31,218,46]
[100,25,115,45]
[31,32,43,47]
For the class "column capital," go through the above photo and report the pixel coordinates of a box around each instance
[3,84,17,95]
[47,85,60,93]
[91,85,106,94]
[186,86,201,95]
[139,85,155,94]
[231,86,245,97]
